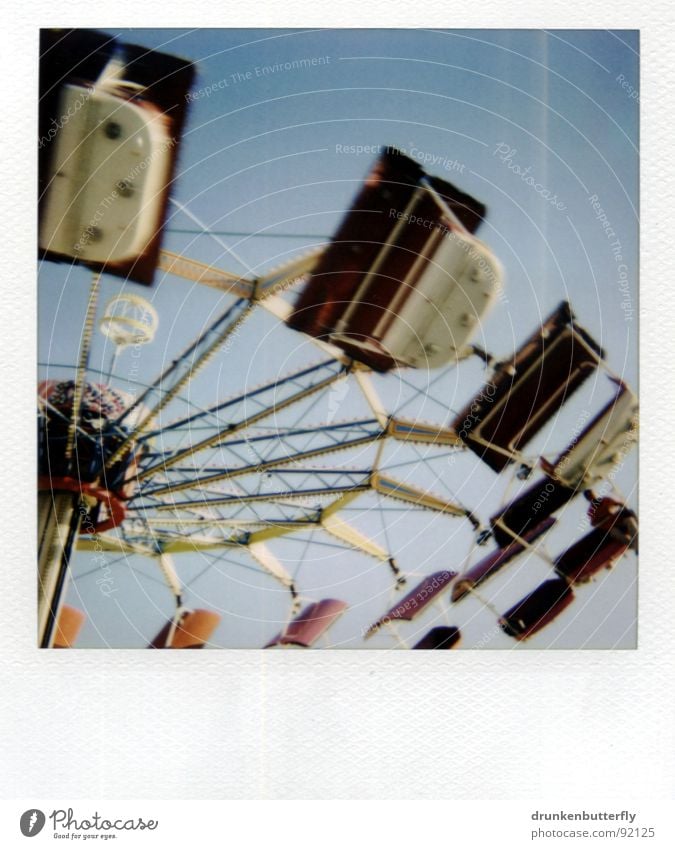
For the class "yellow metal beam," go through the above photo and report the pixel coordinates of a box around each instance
[254,248,324,299]
[320,490,364,519]
[371,473,467,517]
[158,250,254,298]
[248,541,296,593]
[77,536,155,556]
[387,417,462,446]
[320,514,389,560]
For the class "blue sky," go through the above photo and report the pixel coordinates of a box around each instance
[39,28,639,648]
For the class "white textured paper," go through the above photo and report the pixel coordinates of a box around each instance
[1,0,674,800]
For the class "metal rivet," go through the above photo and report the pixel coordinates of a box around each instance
[104,122,122,139]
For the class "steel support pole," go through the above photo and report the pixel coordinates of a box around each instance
[37,491,82,648]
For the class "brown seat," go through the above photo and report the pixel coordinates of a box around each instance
[451,302,604,472]
[489,477,577,548]
[554,529,630,584]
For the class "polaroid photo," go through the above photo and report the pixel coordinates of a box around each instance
[36,27,638,652]
[2,4,673,824]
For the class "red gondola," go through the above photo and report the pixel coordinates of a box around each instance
[149,609,221,648]
[452,516,556,602]
[489,477,576,548]
[554,530,630,584]
[451,302,604,472]
[38,381,147,532]
[53,606,86,648]
[412,626,461,650]
[265,599,348,648]
[587,493,638,550]
[499,578,574,640]
[365,570,457,636]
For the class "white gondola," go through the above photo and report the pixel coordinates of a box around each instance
[330,226,502,369]
[543,378,638,489]
[288,148,502,372]
[39,78,173,265]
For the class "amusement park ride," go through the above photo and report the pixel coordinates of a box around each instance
[37,30,638,649]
